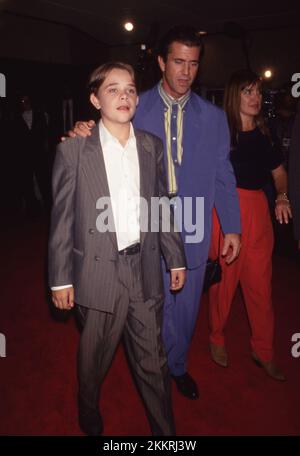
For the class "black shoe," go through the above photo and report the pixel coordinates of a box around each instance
[172,372,199,400]
[78,399,103,436]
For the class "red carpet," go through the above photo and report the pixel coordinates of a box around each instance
[0,216,300,436]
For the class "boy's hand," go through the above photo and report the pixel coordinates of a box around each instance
[52,287,74,310]
[170,269,186,291]
[62,120,95,141]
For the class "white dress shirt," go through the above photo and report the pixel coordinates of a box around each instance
[100,120,140,251]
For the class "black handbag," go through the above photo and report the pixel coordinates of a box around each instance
[203,231,222,292]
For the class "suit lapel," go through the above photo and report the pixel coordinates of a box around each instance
[135,129,153,248]
[179,94,205,181]
[81,124,118,250]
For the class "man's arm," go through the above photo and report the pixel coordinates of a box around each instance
[154,136,187,288]
[48,141,77,304]
[214,111,241,263]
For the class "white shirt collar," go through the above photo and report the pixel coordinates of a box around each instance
[99,120,135,149]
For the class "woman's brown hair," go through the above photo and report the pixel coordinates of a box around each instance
[223,69,269,145]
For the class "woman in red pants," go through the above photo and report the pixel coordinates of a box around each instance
[209,69,292,381]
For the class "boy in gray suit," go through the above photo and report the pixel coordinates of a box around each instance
[49,62,186,436]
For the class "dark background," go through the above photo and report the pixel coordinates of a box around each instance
[0,0,299,101]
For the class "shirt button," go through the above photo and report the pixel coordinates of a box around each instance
[94,256,100,261]
[89,228,95,234]
[173,115,177,119]
[172,137,176,141]
[174,159,178,163]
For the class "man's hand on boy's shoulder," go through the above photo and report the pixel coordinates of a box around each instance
[61,120,95,141]
[52,287,74,310]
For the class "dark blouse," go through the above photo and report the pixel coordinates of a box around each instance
[230,127,283,190]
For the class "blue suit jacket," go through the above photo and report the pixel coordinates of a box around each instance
[133,84,241,269]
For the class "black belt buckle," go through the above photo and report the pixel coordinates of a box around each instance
[118,243,140,256]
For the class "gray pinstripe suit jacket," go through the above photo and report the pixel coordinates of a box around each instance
[48,124,186,313]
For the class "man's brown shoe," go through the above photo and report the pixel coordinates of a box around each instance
[210,343,228,368]
[251,352,286,381]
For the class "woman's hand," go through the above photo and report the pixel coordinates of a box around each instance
[275,197,292,224]
[272,165,292,224]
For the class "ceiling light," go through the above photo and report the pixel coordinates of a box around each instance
[124,21,134,32]
[264,70,272,79]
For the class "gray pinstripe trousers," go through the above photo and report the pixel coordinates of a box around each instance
[76,253,175,436]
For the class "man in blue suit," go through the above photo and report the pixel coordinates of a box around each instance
[70,26,241,400]
[134,26,241,399]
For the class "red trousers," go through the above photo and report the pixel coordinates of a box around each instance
[209,188,275,362]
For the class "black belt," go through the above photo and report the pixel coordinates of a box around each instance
[118,243,140,256]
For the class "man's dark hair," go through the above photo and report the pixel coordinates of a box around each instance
[158,25,202,62]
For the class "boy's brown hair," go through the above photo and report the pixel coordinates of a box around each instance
[88,61,136,95]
